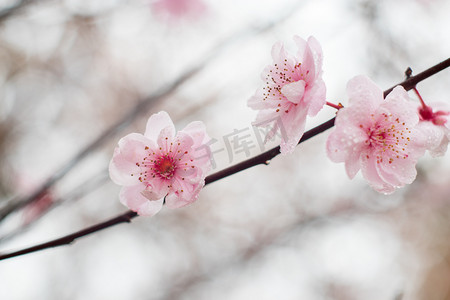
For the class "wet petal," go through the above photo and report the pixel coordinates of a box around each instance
[280,80,305,104]
[305,78,326,117]
[347,75,383,109]
[141,181,170,200]
[361,154,395,194]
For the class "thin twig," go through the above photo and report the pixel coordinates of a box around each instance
[205,117,336,184]
[0,211,137,260]
[0,57,449,261]
[0,0,32,22]
[0,169,110,244]
[383,57,450,96]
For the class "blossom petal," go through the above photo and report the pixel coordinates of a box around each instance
[416,121,445,156]
[279,106,308,154]
[165,178,204,209]
[280,80,305,104]
[361,154,395,194]
[294,35,315,80]
[247,89,269,110]
[326,109,368,164]
[306,36,323,77]
[180,121,212,172]
[141,180,170,200]
[144,111,175,141]
[383,86,418,125]
[430,136,449,157]
[335,101,373,130]
[271,41,286,64]
[120,185,163,216]
[305,78,326,117]
[378,155,417,186]
[157,125,178,152]
[376,163,402,188]
[181,121,209,146]
[347,76,383,109]
[109,133,155,186]
[345,152,361,179]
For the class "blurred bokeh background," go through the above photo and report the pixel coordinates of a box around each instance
[0,0,450,299]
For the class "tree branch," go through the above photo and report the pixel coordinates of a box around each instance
[0,210,137,260]
[0,169,110,244]
[0,57,449,261]
[383,57,450,96]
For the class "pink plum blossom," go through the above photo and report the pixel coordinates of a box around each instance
[109,111,211,216]
[326,75,426,194]
[248,36,326,154]
[416,101,450,157]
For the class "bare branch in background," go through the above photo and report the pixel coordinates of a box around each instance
[0,169,109,244]
[0,210,137,260]
[0,0,33,23]
[161,207,361,300]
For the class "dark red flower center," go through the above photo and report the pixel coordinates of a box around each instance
[154,155,176,179]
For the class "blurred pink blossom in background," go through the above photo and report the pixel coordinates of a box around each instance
[151,0,207,20]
